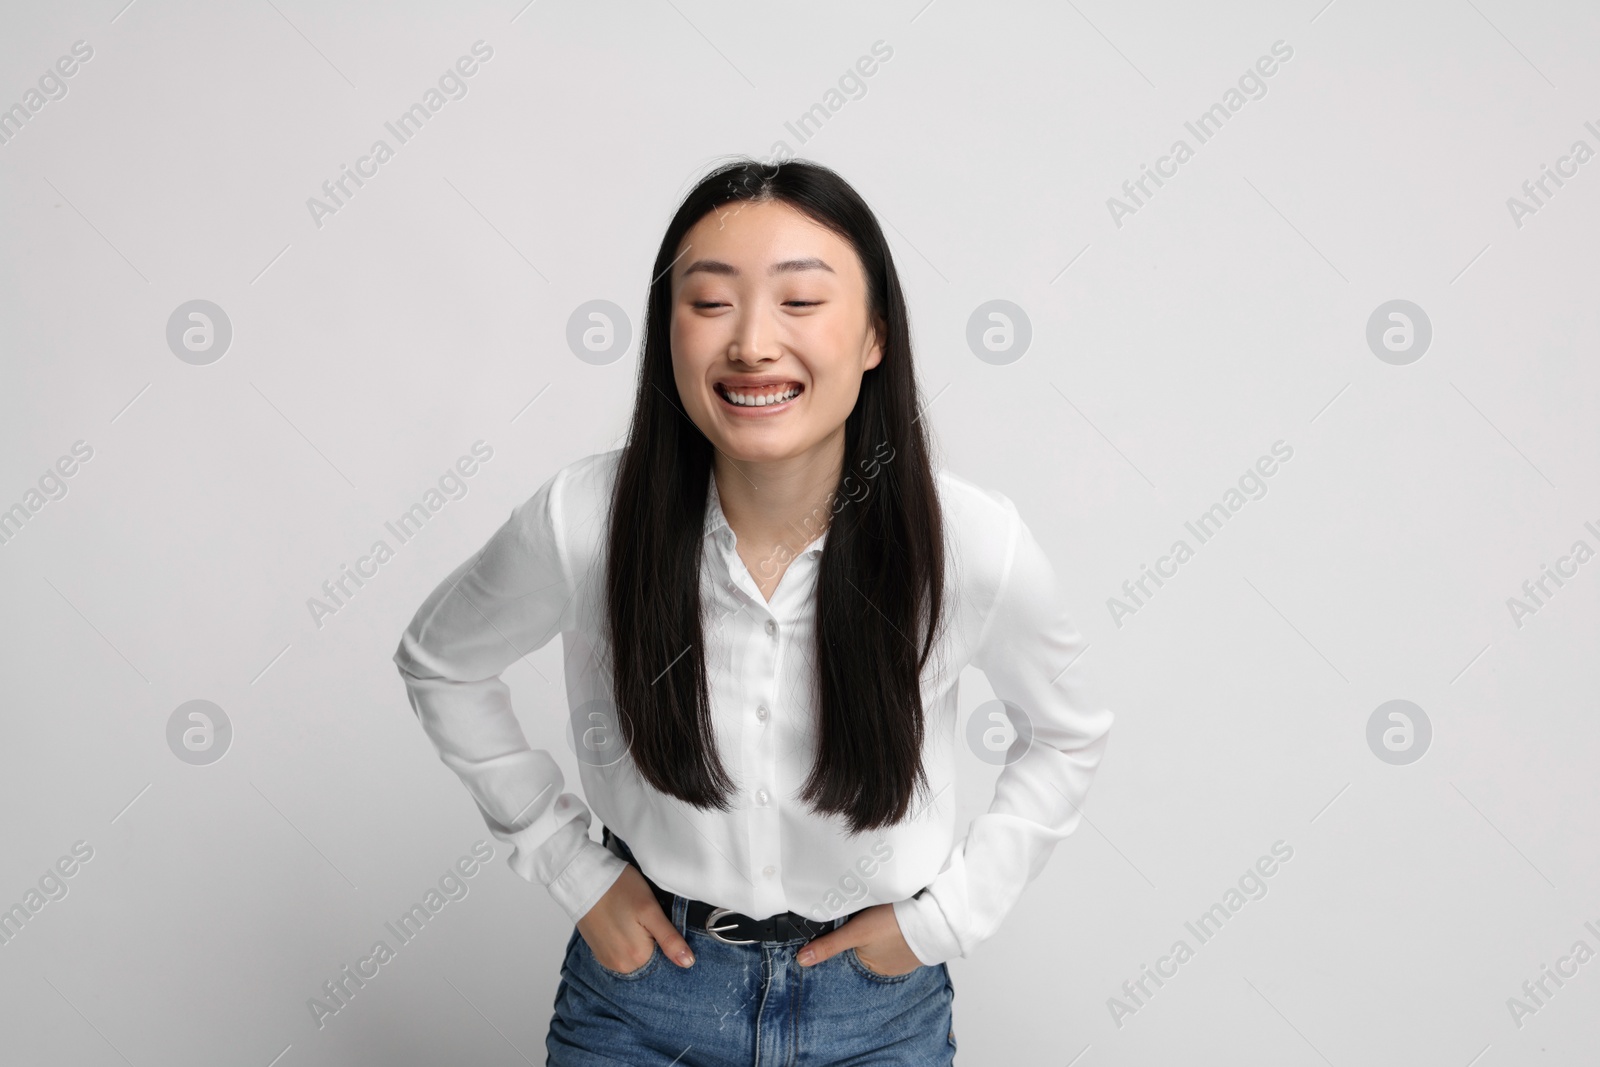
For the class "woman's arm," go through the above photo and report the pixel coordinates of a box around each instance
[892,495,1115,966]
[392,465,628,924]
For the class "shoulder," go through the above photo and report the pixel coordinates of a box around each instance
[934,468,1074,666]
[549,447,623,514]
[519,447,622,575]
[933,466,1027,605]
[934,466,1020,531]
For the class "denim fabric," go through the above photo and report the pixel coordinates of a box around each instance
[545,841,957,1064]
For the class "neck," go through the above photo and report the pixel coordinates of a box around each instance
[711,430,845,556]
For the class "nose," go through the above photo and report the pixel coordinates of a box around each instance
[729,302,781,364]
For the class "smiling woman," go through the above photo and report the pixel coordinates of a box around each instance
[392,157,1113,1066]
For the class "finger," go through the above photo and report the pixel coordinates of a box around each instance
[638,905,696,968]
[797,933,842,967]
[800,908,878,966]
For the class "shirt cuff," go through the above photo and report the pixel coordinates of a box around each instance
[892,889,963,967]
[502,816,629,924]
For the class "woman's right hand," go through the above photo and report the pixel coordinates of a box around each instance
[576,863,696,971]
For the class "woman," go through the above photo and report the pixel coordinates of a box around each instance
[393,157,1113,1065]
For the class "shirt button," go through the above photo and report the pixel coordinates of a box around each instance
[765,619,777,636]
[762,865,776,877]
[755,789,769,806]
[726,582,736,594]
[756,704,769,722]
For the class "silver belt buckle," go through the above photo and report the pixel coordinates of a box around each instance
[704,906,757,945]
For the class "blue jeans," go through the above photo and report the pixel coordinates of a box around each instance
[544,875,957,1065]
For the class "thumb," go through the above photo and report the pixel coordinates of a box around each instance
[639,907,696,968]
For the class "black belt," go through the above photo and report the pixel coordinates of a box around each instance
[601,825,849,944]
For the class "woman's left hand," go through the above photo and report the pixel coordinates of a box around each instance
[796,902,924,976]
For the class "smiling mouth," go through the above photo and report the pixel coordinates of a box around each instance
[715,382,804,408]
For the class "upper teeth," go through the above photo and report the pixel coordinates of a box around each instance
[722,384,800,407]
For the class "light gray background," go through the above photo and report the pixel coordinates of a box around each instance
[3,1,1597,1064]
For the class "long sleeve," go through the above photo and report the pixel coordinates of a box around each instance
[892,498,1113,965]
[392,466,628,924]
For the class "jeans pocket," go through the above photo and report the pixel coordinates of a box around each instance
[584,938,663,981]
[843,946,919,984]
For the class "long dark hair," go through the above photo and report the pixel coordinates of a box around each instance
[604,157,945,834]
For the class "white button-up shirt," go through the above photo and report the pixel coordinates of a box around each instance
[392,449,1112,966]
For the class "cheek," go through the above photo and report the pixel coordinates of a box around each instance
[669,324,711,385]
[810,365,863,415]
[672,321,729,379]
[669,304,706,352]
[668,318,691,363]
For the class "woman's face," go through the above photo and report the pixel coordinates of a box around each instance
[669,198,882,467]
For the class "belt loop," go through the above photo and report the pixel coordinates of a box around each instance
[673,891,688,937]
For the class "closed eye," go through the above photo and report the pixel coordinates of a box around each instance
[690,300,823,309]
[684,300,819,308]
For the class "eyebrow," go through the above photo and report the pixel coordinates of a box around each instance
[679,257,835,278]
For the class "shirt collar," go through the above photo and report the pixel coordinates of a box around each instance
[704,471,830,559]
[703,471,730,540]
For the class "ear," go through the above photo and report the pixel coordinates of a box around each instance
[863,316,885,371]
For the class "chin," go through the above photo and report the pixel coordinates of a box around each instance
[716,438,801,464]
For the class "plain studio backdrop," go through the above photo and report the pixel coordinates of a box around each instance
[2,1,1598,1064]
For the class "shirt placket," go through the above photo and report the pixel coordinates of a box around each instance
[717,529,787,917]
